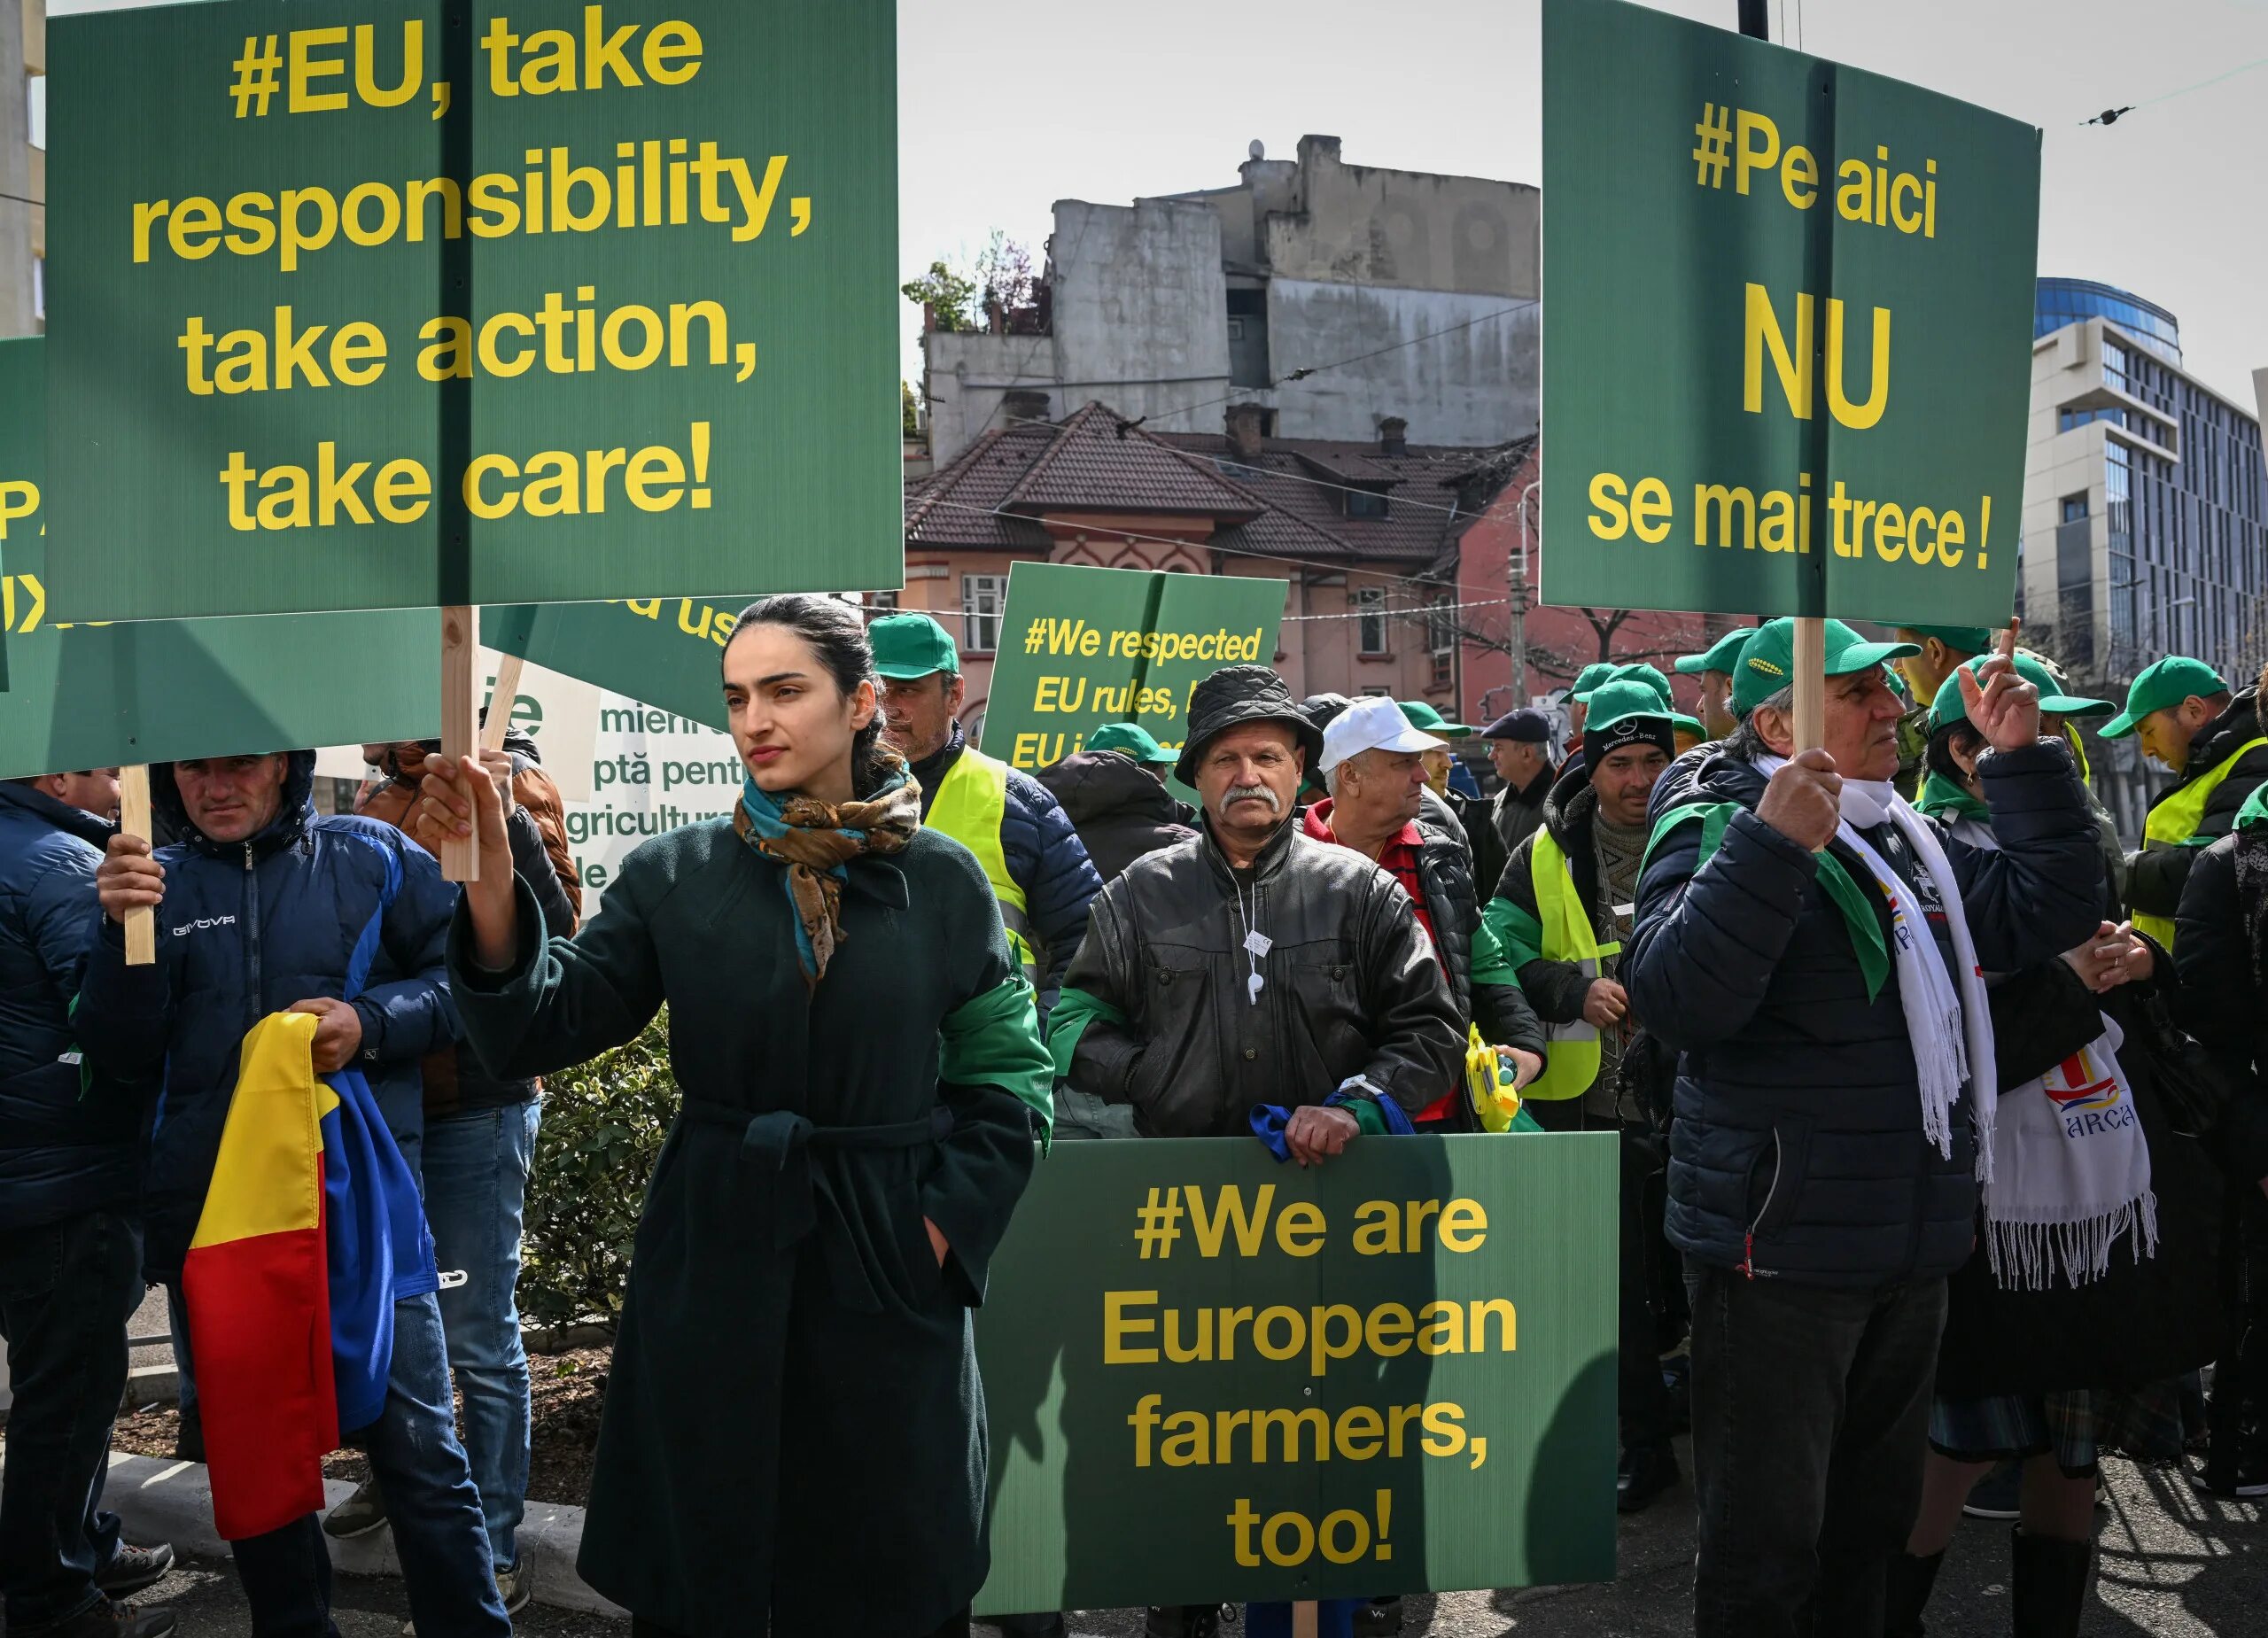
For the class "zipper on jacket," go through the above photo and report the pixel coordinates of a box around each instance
[243,842,263,1039]
[1741,1126,1783,1280]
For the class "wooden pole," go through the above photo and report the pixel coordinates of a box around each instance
[118,765,157,966]
[1292,1601,1319,1638]
[439,605,479,882]
[1792,616,1827,753]
[480,653,525,754]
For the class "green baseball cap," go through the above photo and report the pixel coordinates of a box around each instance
[1732,617,1919,717]
[1085,722,1177,764]
[1612,663,1675,708]
[868,612,960,679]
[2097,655,2229,740]
[1890,622,1996,655]
[1582,680,1678,749]
[1674,628,1752,677]
[1399,701,1474,737]
[1672,713,1708,741]
[1568,663,1620,702]
[1928,654,2116,734]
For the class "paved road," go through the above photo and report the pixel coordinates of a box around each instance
[141,1441,2268,1635]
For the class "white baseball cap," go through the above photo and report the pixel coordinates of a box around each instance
[1320,695,1447,773]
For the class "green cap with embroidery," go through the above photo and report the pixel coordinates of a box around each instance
[2097,655,2228,740]
[868,613,960,679]
[1732,617,1918,717]
[1085,722,1177,764]
[1674,628,1752,676]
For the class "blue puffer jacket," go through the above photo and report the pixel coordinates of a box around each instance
[913,726,1102,1019]
[0,784,146,1230]
[75,753,461,1280]
[1622,740,2104,1288]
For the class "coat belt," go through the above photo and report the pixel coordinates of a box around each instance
[677,1099,951,1313]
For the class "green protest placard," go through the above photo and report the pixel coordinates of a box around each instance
[0,339,438,781]
[980,563,1287,782]
[482,594,747,732]
[973,1135,1618,1614]
[1541,0,2040,625]
[46,0,899,621]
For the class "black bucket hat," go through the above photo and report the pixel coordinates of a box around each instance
[1175,665,1326,787]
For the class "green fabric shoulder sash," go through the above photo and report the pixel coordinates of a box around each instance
[1643,800,1890,1004]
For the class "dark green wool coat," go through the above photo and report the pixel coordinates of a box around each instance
[448,819,1050,1635]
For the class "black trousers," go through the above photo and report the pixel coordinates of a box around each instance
[0,1207,142,1633]
[2213,1184,2268,1451]
[1685,1261,1947,1638]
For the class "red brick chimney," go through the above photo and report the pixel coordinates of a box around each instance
[1224,402,1269,462]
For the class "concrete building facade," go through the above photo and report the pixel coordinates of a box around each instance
[2019,279,2268,840]
[919,136,1539,470]
[0,0,42,338]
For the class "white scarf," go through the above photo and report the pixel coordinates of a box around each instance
[1941,815,2157,1290]
[1762,757,1999,1180]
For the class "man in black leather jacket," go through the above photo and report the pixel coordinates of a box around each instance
[1052,666,1462,1149]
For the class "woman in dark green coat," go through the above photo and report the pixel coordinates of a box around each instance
[415,594,1052,1636]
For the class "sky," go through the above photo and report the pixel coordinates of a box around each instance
[50,0,2268,411]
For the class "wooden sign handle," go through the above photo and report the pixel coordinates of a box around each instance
[1292,1601,1319,1638]
[1792,616,1826,754]
[119,765,157,966]
[439,605,479,883]
[480,653,525,755]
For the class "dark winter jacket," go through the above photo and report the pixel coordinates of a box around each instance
[2130,687,2268,926]
[1491,766,1552,868]
[1057,818,1464,1137]
[1446,787,1509,905]
[913,726,1101,1018]
[74,752,462,1279]
[2173,817,2268,1102]
[1622,741,2106,1287]
[1936,952,2268,1394]
[0,784,144,1230]
[1036,750,1197,883]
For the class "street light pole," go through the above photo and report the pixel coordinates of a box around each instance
[1511,477,1540,707]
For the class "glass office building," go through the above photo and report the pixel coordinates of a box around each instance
[2021,280,2268,841]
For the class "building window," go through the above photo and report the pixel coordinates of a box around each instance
[961,574,1005,654]
[1344,486,1390,519]
[2102,338,2131,394]
[867,589,899,611]
[2059,405,2124,433]
[1355,587,1388,656]
[2062,494,2089,524]
[1427,598,1454,685]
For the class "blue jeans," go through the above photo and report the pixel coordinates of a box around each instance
[0,1209,140,1630]
[423,1099,540,1571]
[226,1291,509,1637]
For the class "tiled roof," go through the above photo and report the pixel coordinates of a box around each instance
[907,401,1531,573]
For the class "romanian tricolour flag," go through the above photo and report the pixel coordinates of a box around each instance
[182,1011,435,1541]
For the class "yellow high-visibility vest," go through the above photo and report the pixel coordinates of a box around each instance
[1523,827,1622,1102]
[2135,737,2268,949]
[928,746,1040,982]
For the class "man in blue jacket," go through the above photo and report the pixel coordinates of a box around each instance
[1622,621,2103,1638]
[80,751,509,1637]
[872,613,1101,1023]
[0,771,177,1638]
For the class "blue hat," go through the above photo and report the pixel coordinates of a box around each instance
[1480,708,1552,742]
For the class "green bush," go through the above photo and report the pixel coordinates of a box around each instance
[521,1011,675,1328]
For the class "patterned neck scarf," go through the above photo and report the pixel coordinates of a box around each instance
[733,754,922,990]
